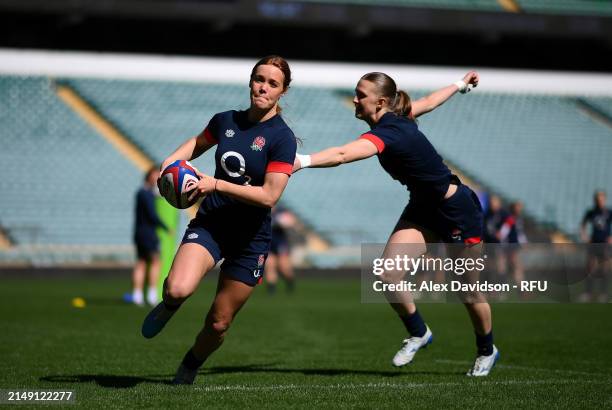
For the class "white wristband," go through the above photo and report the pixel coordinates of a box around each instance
[296,153,312,169]
[454,80,468,94]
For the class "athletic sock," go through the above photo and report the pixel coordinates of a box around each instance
[146,287,158,305]
[267,283,277,295]
[181,349,205,371]
[132,289,144,305]
[476,331,494,356]
[399,309,427,338]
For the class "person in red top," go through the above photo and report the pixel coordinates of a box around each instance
[295,70,499,376]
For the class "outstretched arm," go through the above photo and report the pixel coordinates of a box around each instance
[411,71,479,118]
[294,139,379,171]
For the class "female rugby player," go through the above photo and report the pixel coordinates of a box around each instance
[294,71,499,377]
[141,56,297,384]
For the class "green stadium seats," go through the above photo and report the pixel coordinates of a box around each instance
[516,0,612,16]
[0,77,141,247]
[66,78,612,245]
[3,75,610,255]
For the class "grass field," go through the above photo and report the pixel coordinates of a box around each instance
[1,275,611,408]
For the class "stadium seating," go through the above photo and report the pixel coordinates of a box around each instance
[65,78,612,245]
[2,75,610,257]
[582,97,612,119]
[287,0,612,15]
[0,76,141,248]
[285,0,503,12]
[416,92,612,237]
[516,0,612,16]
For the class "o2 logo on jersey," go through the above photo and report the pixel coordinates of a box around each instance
[220,151,252,185]
[251,136,266,151]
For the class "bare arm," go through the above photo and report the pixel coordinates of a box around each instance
[294,139,379,171]
[160,128,216,171]
[411,71,479,118]
[188,171,290,209]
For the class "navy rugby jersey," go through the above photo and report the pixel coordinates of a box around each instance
[197,110,296,224]
[582,207,611,243]
[134,187,167,241]
[359,112,452,201]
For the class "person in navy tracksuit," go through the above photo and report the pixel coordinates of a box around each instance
[295,71,499,376]
[265,205,297,294]
[499,201,528,290]
[580,190,611,302]
[141,56,297,384]
[132,167,168,306]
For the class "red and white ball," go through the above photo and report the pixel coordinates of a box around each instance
[158,160,201,209]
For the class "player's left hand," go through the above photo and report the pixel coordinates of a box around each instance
[187,170,216,201]
[462,71,479,89]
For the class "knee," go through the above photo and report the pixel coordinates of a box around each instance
[205,315,232,338]
[164,278,194,301]
[380,270,403,284]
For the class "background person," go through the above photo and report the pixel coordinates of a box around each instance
[580,190,611,302]
[131,166,169,306]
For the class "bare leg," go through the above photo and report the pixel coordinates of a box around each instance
[381,219,437,316]
[163,243,216,306]
[132,258,147,305]
[146,253,161,304]
[264,254,279,294]
[191,277,255,361]
[278,252,295,292]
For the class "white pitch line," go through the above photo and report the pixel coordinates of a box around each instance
[435,359,612,378]
[193,379,608,393]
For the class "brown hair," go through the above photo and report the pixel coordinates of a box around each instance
[360,72,413,119]
[144,165,158,182]
[250,55,292,113]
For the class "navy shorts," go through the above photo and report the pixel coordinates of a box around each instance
[134,233,159,260]
[270,230,289,255]
[181,216,269,287]
[401,184,483,245]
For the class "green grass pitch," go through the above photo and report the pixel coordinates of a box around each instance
[1,276,611,408]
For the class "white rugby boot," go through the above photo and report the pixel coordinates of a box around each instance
[466,345,500,377]
[392,326,433,367]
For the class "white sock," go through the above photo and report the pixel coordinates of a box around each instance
[132,289,144,305]
[147,287,158,305]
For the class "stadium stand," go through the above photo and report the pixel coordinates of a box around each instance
[1,73,609,266]
[285,0,504,12]
[0,77,141,249]
[64,78,612,245]
[581,97,612,119]
[288,0,612,15]
[516,0,612,16]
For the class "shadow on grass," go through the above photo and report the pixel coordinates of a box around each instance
[201,364,460,377]
[41,363,458,388]
[40,374,172,388]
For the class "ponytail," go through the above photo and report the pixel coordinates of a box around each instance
[392,90,413,118]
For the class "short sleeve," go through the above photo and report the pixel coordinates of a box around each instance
[202,113,220,145]
[582,210,592,225]
[266,130,297,176]
[359,132,387,154]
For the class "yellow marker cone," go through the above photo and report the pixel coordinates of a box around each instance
[72,297,86,308]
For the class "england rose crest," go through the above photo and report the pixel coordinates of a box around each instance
[251,136,266,151]
[257,254,265,267]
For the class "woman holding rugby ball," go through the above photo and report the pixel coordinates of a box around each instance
[142,55,297,385]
